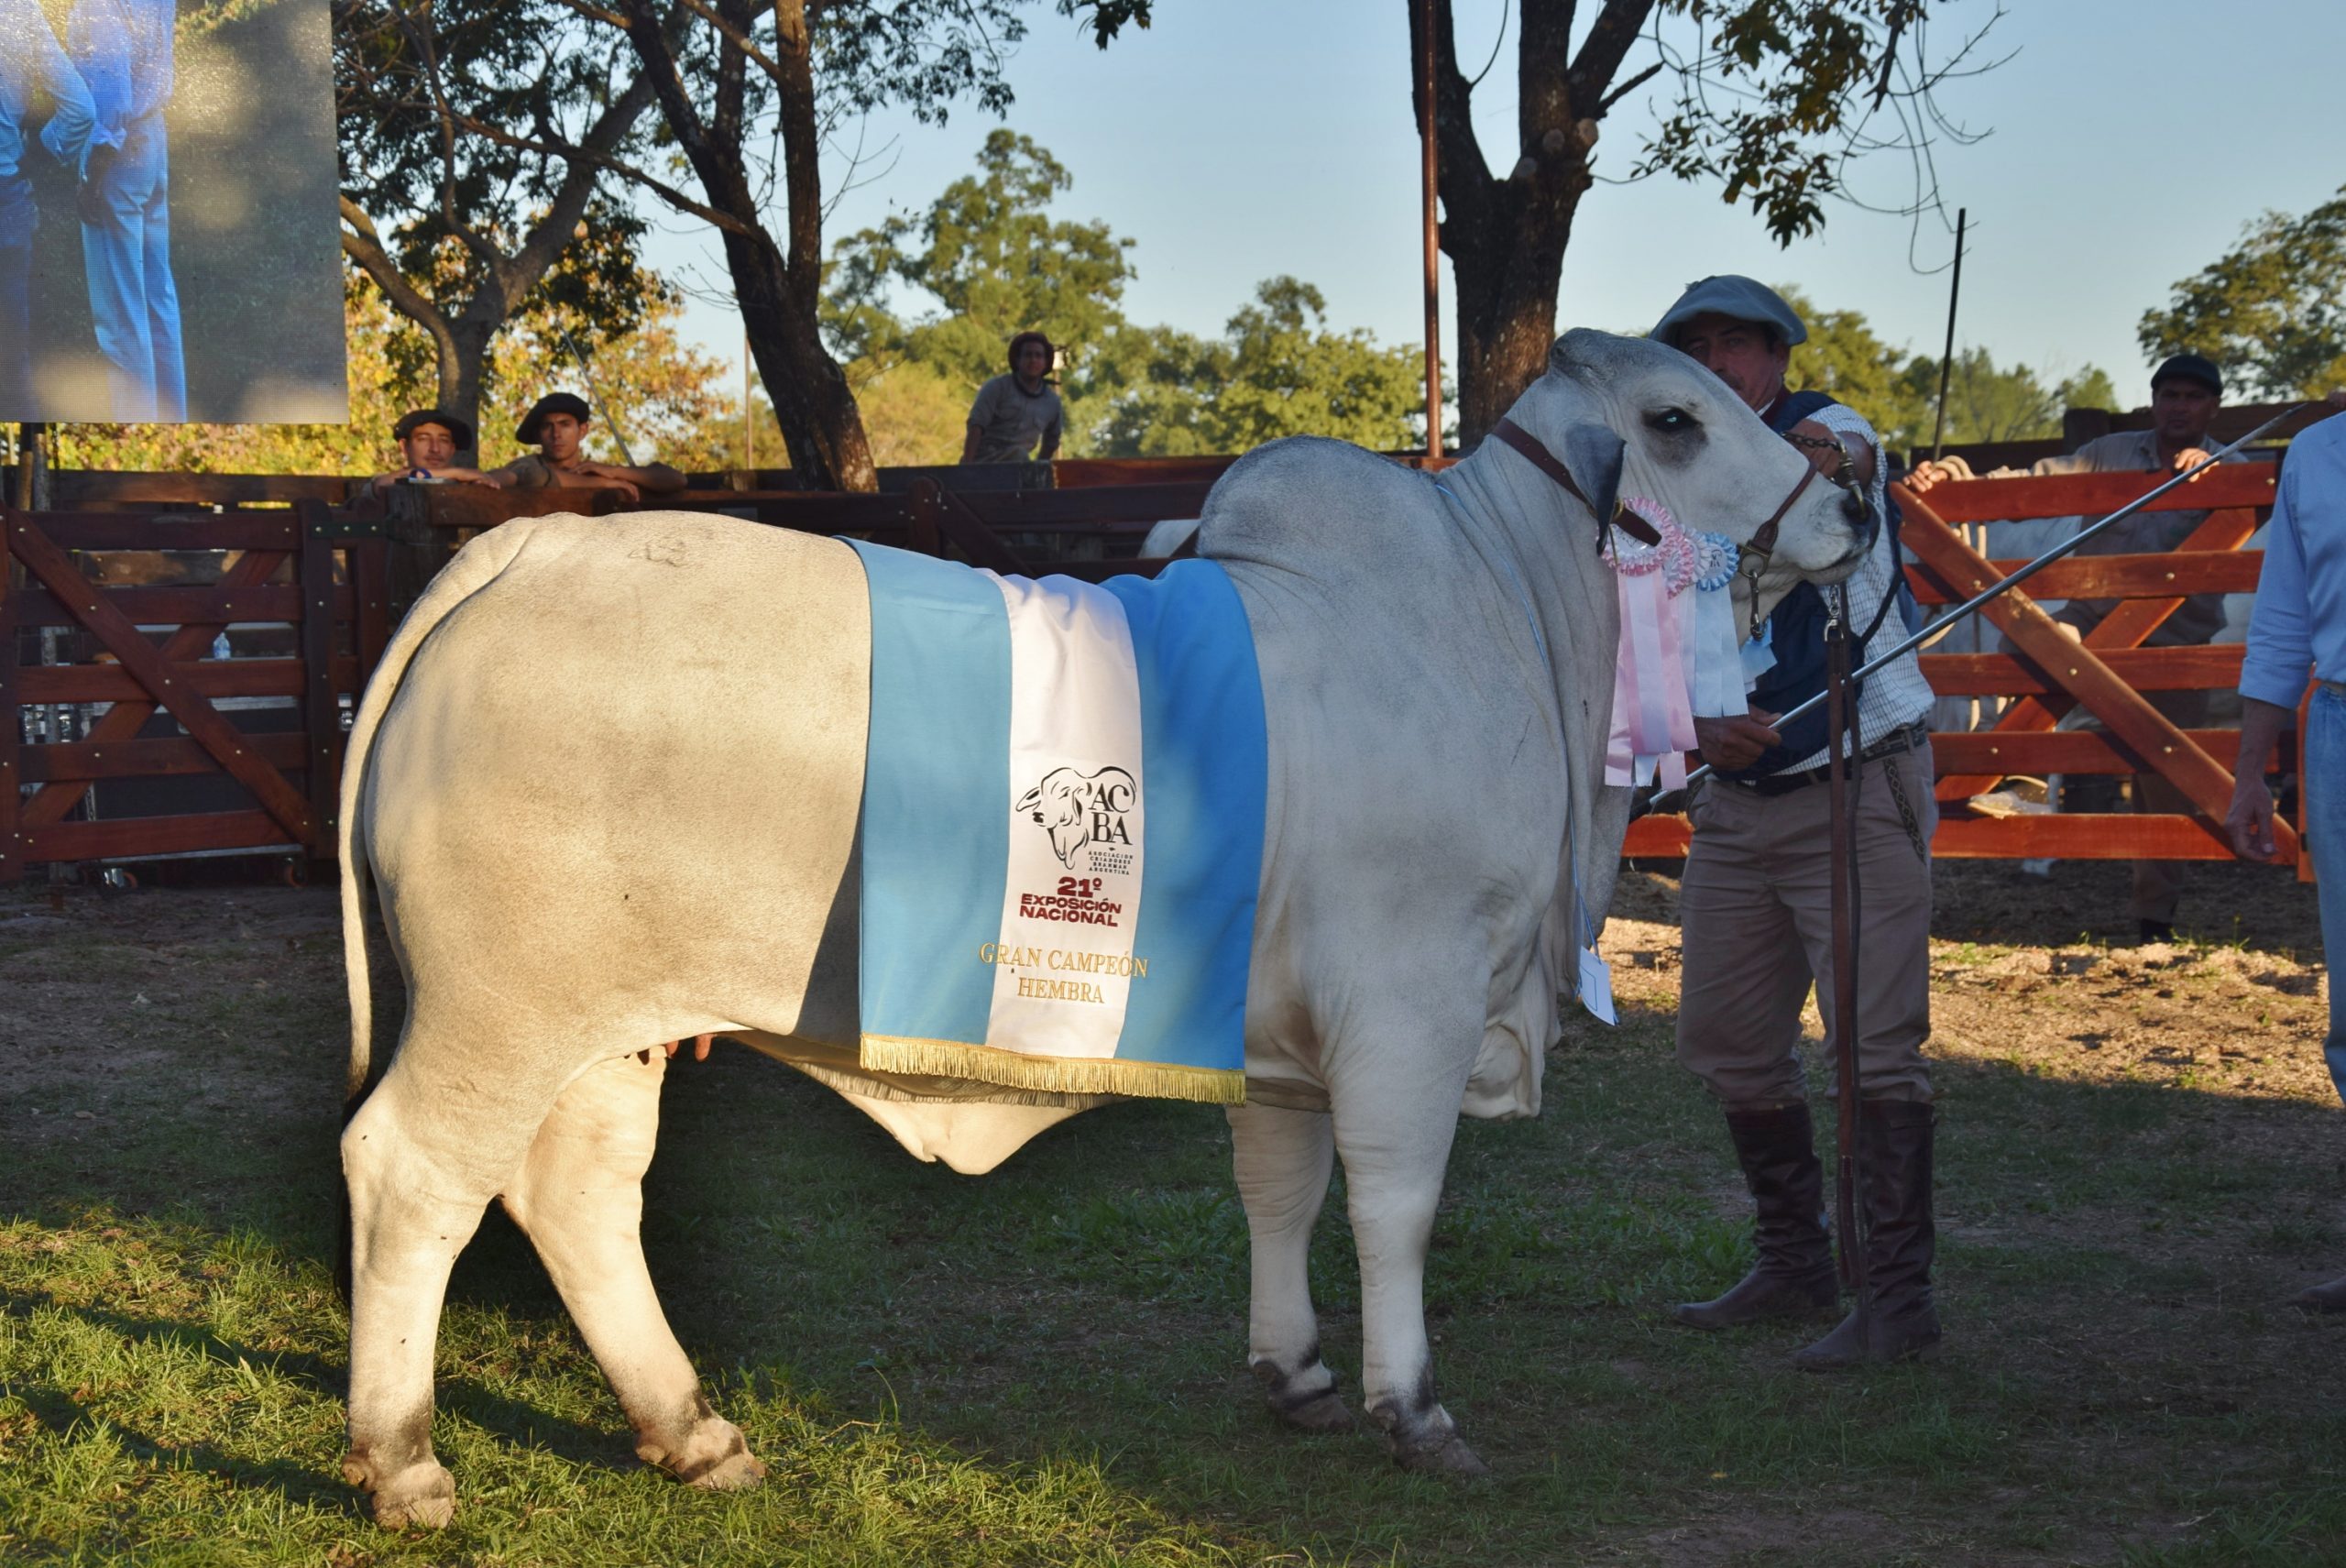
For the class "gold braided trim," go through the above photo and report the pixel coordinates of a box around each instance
[859,1033,1246,1106]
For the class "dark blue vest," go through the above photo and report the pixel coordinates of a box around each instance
[1723,391,1917,780]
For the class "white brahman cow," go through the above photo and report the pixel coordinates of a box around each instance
[334,330,1869,1527]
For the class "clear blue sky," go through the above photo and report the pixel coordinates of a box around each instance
[645,0,2346,409]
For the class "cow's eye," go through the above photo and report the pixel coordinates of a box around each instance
[1645,408,1696,433]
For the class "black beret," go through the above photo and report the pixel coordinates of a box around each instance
[517,391,593,444]
[2151,354,2222,397]
[392,409,476,449]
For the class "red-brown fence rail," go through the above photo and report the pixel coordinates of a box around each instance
[2,500,386,883]
[6,461,2314,881]
[1622,464,2308,872]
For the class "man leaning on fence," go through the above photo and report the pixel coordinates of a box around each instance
[490,391,685,501]
[367,410,502,494]
[1652,276,1945,1368]
[1909,354,2241,941]
[2226,403,2346,1315]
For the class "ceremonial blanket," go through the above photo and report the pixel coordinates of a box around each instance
[847,541,1266,1104]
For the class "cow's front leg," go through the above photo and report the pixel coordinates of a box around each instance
[501,1050,764,1490]
[1330,1047,1486,1476]
[1227,1100,1351,1431]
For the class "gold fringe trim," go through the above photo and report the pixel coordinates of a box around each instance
[859,1033,1247,1106]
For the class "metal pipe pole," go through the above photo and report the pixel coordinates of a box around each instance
[1417,0,1443,460]
[1824,612,1867,1309]
[1667,403,2306,803]
[1930,208,1966,462]
[558,326,639,467]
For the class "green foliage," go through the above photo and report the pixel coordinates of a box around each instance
[828,135,1422,458]
[1636,1,1994,247]
[1069,279,1426,457]
[2139,184,2346,401]
[827,131,1136,394]
[1779,285,2117,455]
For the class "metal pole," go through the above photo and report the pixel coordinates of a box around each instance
[1417,0,1443,460]
[1667,403,2306,803]
[1824,610,1867,1312]
[742,334,755,477]
[1930,208,1966,463]
[557,326,639,467]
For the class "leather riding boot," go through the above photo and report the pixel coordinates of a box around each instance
[1793,1099,1942,1369]
[1672,1102,1838,1329]
[2292,1271,2346,1313]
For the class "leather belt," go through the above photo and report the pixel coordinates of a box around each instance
[1720,719,1931,798]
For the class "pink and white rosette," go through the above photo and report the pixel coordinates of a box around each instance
[1602,499,1743,787]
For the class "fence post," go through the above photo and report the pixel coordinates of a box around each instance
[296,501,342,872]
[379,485,444,628]
[0,509,20,884]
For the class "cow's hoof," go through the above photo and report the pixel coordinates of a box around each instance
[685,1448,768,1492]
[1394,1432,1489,1478]
[350,1459,455,1530]
[1272,1385,1357,1433]
[640,1414,765,1491]
[1251,1355,1354,1432]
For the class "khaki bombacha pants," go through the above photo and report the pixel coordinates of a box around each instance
[1674,743,1937,1106]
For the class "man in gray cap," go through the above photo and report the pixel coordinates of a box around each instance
[1651,275,1946,1370]
[1910,354,2237,941]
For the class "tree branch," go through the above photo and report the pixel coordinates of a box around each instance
[340,197,450,337]
[1566,0,1653,116]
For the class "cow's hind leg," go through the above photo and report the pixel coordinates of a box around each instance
[342,1069,530,1529]
[1228,1100,1352,1432]
[1330,1043,1487,1477]
[500,1050,765,1490]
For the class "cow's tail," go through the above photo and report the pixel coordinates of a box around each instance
[339,519,547,1108]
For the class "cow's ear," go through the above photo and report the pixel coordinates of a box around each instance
[1014,787,1040,811]
[1560,422,1625,527]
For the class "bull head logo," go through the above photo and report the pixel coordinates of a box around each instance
[1015,765,1138,867]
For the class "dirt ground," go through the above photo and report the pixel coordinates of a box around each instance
[6,854,2334,1185]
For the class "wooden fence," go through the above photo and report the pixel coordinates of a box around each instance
[1,499,387,882]
[1622,463,2307,872]
[3,459,2312,882]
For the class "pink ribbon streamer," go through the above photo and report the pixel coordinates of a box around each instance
[1606,568,1695,787]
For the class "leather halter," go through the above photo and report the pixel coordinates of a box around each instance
[1489,414,1826,627]
[1489,418,1661,550]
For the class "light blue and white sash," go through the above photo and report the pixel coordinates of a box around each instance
[848,540,1266,1103]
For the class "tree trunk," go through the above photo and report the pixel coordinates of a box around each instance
[619,0,876,491]
[1414,0,1634,447]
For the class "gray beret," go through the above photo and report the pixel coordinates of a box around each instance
[2151,353,2222,397]
[1649,275,1807,348]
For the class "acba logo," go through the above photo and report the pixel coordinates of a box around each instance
[1015,765,1137,867]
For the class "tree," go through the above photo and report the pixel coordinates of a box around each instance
[1413,1,2006,444]
[527,2,1148,492]
[826,130,1135,395]
[1069,278,1427,456]
[1897,350,2115,447]
[334,1,663,435]
[2139,184,2346,401]
[1779,285,2113,455]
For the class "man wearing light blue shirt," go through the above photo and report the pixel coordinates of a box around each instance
[2227,407,2346,1314]
[0,0,101,414]
[64,0,181,420]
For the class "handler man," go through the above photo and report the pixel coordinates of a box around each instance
[1653,276,1943,1367]
[2226,403,2346,1314]
[1911,354,2240,941]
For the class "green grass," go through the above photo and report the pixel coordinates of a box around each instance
[5,887,2346,1564]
